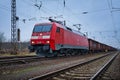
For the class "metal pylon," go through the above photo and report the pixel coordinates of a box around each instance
[11,0,17,54]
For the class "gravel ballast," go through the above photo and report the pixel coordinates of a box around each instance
[0,52,116,80]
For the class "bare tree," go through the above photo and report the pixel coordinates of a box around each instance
[0,32,6,50]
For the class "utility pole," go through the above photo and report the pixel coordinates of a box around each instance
[11,0,17,54]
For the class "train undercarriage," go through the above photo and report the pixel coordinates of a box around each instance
[29,45,88,57]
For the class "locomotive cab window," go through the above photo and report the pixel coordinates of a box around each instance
[56,27,60,33]
[33,25,52,32]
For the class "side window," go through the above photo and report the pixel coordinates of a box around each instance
[56,27,60,33]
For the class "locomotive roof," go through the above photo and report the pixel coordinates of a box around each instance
[35,22,53,26]
[35,22,86,37]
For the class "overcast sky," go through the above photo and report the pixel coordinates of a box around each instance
[0,0,120,48]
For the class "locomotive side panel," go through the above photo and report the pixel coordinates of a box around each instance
[63,29,89,50]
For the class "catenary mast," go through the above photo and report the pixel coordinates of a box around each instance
[11,0,17,54]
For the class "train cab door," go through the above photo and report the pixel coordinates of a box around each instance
[55,27,64,50]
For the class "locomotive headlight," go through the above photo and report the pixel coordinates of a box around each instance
[46,41,50,44]
[42,35,50,39]
[31,41,35,44]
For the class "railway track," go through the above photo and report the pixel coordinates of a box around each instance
[0,56,44,66]
[29,52,119,80]
[0,54,75,66]
[94,51,120,80]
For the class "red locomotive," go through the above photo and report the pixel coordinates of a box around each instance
[29,19,116,57]
[29,19,89,57]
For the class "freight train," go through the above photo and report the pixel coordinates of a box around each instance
[29,19,116,57]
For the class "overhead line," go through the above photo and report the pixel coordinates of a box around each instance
[107,0,116,30]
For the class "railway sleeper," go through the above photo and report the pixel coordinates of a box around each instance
[65,72,93,77]
[18,60,27,64]
[53,73,91,80]
[69,70,95,74]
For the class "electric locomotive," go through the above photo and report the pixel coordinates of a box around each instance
[29,19,89,57]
